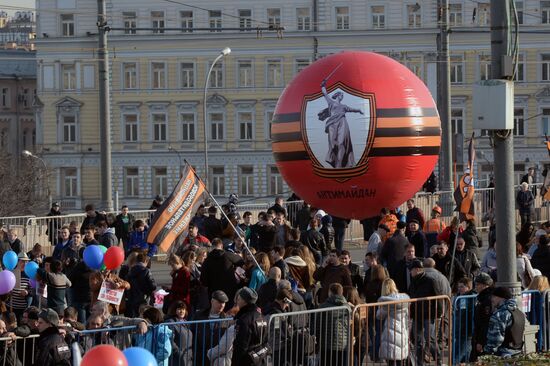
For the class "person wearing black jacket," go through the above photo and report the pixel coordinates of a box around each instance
[68,248,93,324]
[406,220,428,258]
[204,206,223,241]
[470,273,494,362]
[79,204,106,234]
[126,253,157,317]
[301,218,327,264]
[268,197,287,217]
[46,202,63,246]
[114,206,135,247]
[232,287,268,366]
[461,220,483,258]
[320,215,335,252]
[530,235,550,279]
[296,203,312,231]
[432,242,466,287]
[332,216,350,253]
[257,267,281,311]
[454,237,481,279]
[201,239,244,309]
[339,250,363,293]
[256,213,277,253]
[34,309,72,366]
[381,221,409,280]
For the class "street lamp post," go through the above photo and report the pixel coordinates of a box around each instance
[203,47,231,190]
[168,146,183,177]
[22,150,52,207]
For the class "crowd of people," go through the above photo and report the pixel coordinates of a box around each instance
[0,192,547,366]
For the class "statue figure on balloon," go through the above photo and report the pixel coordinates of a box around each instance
[319,79,364,169]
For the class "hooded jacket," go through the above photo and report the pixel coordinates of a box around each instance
[285,255,312,292]
[317,295,350,350]
[100,227,118,248]
[377,293,410,361]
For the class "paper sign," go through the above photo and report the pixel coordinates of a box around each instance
[97,280,125,305]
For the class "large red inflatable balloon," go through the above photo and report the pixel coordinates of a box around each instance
[81,344,128,366]
[272,51,441,219]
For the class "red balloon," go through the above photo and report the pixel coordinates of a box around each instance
[272,51,440,219]
[104,246,125,270]
[81,344,128,366]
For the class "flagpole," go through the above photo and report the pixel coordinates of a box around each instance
[184,160,264,279]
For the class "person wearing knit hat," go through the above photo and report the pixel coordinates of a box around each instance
[35,308,72,365]
[484,287,525,356]
[232,287,268,366]
[471,273,495,361]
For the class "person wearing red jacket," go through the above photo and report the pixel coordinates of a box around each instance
[165,253,192,312]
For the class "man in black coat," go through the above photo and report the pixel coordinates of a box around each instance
[201,238,245,309]
[257,267,281,311]
[381,221,409,280]
[301,218,326,264]
[204,206,223,241]
[34,309,72,366]
[46,202,63,246]
[332,216,350,253]
[269,196,288,217]
[406,219,428,258]
[79,204,106,234]
[531,235,550,279]
[470,273,494,362]
[432,242,466,287]
[339,250,363,294]
[394,244,422,293]
[232,287,268,366]
[454,237,481,279]
[126,253,157,317]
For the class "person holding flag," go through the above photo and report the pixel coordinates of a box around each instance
[454,132,476,223]
[540,135,550,204]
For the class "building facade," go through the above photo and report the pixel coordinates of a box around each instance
[35,0,550,210]
[0,11,36,48]
[0,49,37,168]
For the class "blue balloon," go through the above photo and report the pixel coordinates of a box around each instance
[2,251,18,270]
[24,261,39,279]
[123,347,157,366]
[83,245,104,270]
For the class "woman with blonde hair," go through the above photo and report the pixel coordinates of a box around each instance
[527,273,550,292]
[249,252,270,291]
[376,278,410,365]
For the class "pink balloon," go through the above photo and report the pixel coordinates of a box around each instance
[0,270,16,295]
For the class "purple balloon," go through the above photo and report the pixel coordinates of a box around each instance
[0,270,16,295]
[29,278,37,288]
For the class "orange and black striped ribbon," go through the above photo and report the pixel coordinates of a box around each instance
[271,107,441,162]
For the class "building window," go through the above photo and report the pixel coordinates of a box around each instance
[296,7,311,31]
[335,7,350,30]
[209,112,224,140]
[269,166,283,195]
[407,4,422,28]
[152,62,166,89]
[542,1,550,23]
[123,113,138,142]
[239,9,252,31]
[542,108,550,136]
[449,3,463,26]
[267,60,282,87]
[180,62,195,88]
[210,167,225,196]
[181,112,195,141]
[62,115,77,143]
[123,12,137,34]
[153,167,168,197]
[514,107,525,136]
[124,167,139,197]
[239,166,254,196]
[21,89,29,107]
[209,10,222,31]
[62,168,78,197]
[451,56,464,84]
[238,112,253,140]
[542,54,550,81]
[60,14,74,36]
[516,1,524,24]
[480,55,492,80]
[371,5,386,29]
[123,63,137,89]
[209,61,223,88]
[451,108,464,135]
[267,8,281,28]
[1,88,9,107]
[180,10,193,32]
[62,65,76,90]
[514,54,525,82]
[295,58,310,75]
[265,110,274,140]
[0,129,7,149]
[238,60,253,87]
[152,112,167,141]
[151,11,165,33]
[477,3,490,26]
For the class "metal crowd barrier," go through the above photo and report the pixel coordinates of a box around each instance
[351,295,452,366]
[0,334,39,366]
[452,294,476,364]
[267,305,352,366]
